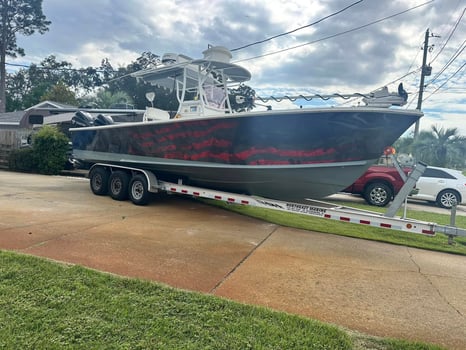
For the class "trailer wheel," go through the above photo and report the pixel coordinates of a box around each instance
[129,174,150,206]
[89,166,109,195]
[108,171,130,201]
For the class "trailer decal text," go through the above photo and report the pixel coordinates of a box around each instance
[285,203,326,216]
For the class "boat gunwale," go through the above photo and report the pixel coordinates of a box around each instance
[69,107,423,132]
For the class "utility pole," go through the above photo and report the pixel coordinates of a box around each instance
[414,29,433,137]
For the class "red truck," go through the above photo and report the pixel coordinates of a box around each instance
[342,164,412,206]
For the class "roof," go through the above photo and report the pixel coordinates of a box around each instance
[0,101,145,129]
[0,101,78,129]
[0,111,24,124]
[26,100,77,111]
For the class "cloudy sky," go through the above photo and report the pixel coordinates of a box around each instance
[11,0,466,136]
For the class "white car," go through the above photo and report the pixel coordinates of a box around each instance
[410,166,466,209]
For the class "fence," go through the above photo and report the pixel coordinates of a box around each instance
[0,129,31,169]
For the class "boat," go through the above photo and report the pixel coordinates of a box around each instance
[70,46,422,202]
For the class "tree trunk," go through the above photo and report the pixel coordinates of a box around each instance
[0,3,7,114]
[0,50,6,113]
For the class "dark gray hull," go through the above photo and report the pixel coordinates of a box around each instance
[71,107,422,201]
[74,150,374,200]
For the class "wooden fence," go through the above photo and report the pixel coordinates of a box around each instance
[0,129,31,169]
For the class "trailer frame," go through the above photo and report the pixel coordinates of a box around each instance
[87,163,466,239]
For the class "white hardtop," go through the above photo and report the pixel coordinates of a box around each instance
[132,46,251,119]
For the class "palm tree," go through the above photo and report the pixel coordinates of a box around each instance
[412,125,466,168]
[393,134,414,155]
[82,90,134,109]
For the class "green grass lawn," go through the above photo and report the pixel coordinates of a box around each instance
[0,251,444,350]
[2,193,461,349]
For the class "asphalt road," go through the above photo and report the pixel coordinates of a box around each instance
[0,171,465,349]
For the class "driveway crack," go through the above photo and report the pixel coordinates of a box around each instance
[407,247,464,318]
[209,224,279,294]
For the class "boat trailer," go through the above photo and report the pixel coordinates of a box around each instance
[88,163,466,241]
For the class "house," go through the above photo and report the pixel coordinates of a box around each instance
[0,101,77,168]
[0,100,77,128]
[0,101,145,168]
[0,111,25,129]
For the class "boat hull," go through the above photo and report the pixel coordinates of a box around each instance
[71,108,421,201]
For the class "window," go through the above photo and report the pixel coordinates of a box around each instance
[421,168,457,179]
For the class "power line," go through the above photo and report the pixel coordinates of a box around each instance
[430,6,465,64]
[397,8,465,107]
[6,61,112,73]
[233,0,434,64]
[405,37,423,76]
[5,62,31,68]
[230,0,363,52]
[383,68,421,88]
[6,1,434,77]
[428,41,465,86]
[423,61,466,101]
[413,6,465,106]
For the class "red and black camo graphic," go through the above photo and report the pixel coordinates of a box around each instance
[78,110,419,166]
[124,118,339,165]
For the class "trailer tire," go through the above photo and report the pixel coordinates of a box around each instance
[129,174,151,206]
[89,166,109,195]
[109,171,130,201]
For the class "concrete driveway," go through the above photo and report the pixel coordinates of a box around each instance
[0,170,465,349]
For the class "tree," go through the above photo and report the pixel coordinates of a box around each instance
[393,134,414,155]
[40,81,78,106]
[6,55,103,111]
[104,52,179,110]
[91,89,134,109]
[0,0,51,112]
[411,125,466,168]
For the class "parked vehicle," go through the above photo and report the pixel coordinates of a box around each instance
[409,166,466,209]
[342,164,412,206]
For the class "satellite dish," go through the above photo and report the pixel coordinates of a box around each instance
[145,92,155,106]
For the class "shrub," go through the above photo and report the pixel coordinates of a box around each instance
[8,147,38,173]
[32,126,70,175]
